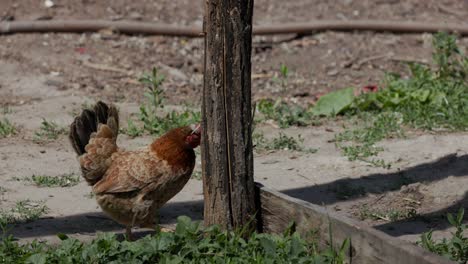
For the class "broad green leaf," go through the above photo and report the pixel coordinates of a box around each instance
[312,87,355,116]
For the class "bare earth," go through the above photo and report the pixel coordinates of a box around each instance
[1,0,467,244]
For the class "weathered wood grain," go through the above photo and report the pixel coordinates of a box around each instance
[257,183,455,264]
[202,0,256,231]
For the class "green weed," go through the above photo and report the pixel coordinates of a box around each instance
[334,112,403,168]
[419,208,467,263]
[125,68,200,136]
[34,119,65,142]
[350,32,468,130]
[0,216,348,264]
[272,63,290,90]
[358,206,417,222]
[0,199,48,225]
[14,173,80,188]
[256,99,318,128]
[191,171,202,181]
[122,119,143,137]
[0,118,16,138]
[254,131,317,153]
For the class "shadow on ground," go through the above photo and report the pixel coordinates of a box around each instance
[4,200,204,240]
[5,154,467,240]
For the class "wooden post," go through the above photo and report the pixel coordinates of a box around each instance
[202,0,256,230]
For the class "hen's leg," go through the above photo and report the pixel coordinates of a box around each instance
[125,226,134,241]
[154,210,172,233]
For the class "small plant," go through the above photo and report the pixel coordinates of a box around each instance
[334,112,404,168]
[272,63,290,90]
[0,216,349,263]
[419,208,467,263]
[2,105,12,114]
[257,99,318,128]
[14,173,81,188]
[0,199,48,225]
[0,118,16,138]
[191,171,202,180]
[34,119,65,142]
[271,132,304,151]
[254,131,317,153]
[130,67,200,136]
[122,119,143,137]
[358,206,417,222]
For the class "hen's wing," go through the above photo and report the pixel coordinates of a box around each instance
[92,150,173,194]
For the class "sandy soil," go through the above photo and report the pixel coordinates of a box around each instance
[0,0,467,245]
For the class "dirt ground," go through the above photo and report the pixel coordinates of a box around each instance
[1,0,467,245]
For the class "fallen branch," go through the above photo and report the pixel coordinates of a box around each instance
[1,20,468,37]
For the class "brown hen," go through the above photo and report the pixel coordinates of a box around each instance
[69,101,200,239]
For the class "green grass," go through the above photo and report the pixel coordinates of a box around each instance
[358,205,417,222]
[33,119,66,142]
[334,112,404,168]
[256,99,319,128]
[0,199,48,226]
[123,67,200,137]
[0,118,16,138]
[0,216,349,264]
[13,173,81,188]
[191,171,202,181]
[272,63,290,90]
[418,208,467,263]
[329,32,468,166]
[254,131,317,153]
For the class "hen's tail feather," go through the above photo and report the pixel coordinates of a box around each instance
[69,101,119,155]
[69,101,119,185]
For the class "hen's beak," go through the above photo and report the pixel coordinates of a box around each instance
[191,124,201,135]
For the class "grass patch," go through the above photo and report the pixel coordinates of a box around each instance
[0,118,16,138]
[13,173,80,188]
[191,171,202,181]
[323,32,468,166]
[0,216,349,264]
[419,208,467,263]
[256,99,319,128]
[123,68,200,137]
[254,131,317,153]
[0,199,48,225]
[334,112,404,168]
[272,63,290,90]
[33,119,66,142]
[358,205,417,222]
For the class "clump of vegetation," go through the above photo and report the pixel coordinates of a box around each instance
[124,68,200,137]
[310,32,468,167]
[272,63,290,90]
[0,216,350,264]
[191,171,202,180]
[334,112,404,168]
[358,205,417,222]
[254,131,317,153]
[350,32,468,130]
[34,119,65,142]
[0,199,48,225]
[419,208,467,263]
[0,118,16,138]
[256,99,318,128]
[13,173,80,188]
